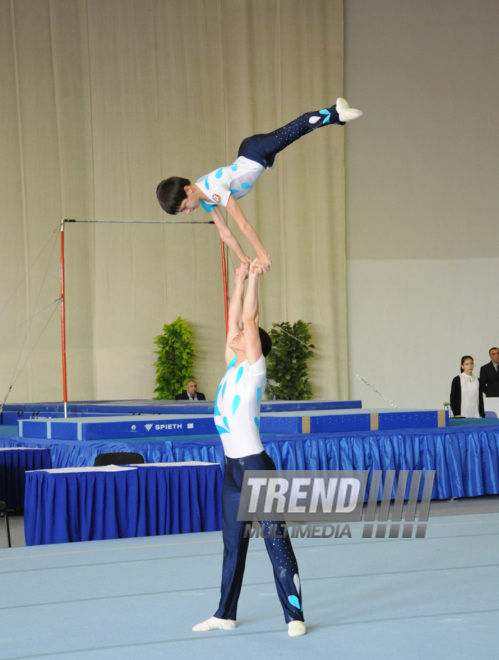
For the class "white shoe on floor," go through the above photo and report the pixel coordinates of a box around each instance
[288,620,307,637]
[192,616,237,632]
[336,97,363,122]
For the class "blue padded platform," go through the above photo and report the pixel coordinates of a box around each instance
[1,398,362,424]
[19,415,216,441]
[18,407,448,441]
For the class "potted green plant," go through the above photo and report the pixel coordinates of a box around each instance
[265,320,315,400]
[153,317,195,399]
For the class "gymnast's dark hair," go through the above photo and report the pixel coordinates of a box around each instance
[259,327,272,358]
[156,176,190,215]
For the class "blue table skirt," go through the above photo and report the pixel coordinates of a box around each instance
[24,463,223,545]
[0,447,52,508]
[4,423,499,500]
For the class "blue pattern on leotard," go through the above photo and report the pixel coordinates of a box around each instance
[232,395,241,415]
[200,199,215,212]
[214,384,222,416]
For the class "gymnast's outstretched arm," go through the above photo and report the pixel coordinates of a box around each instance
[209,206,251,265]
[241,260,265,365]
[224,262,249,365]
[225,196,271,272]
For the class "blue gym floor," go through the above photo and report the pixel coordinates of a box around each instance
[1,512,498,659]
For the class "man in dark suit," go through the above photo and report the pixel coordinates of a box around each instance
[479,347,499,397]
[175,379,206,401]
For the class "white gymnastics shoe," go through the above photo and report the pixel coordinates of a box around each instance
[288,620,307,637]
[192,616,237,632]
[336,97,363,122]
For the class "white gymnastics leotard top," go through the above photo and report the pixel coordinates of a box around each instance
[196,156,265,211]
[214,354,266,459]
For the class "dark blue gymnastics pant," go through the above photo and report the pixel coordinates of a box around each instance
[214,451,304,623]
[237,103,343,168]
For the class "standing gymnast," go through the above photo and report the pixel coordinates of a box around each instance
[192,259,306,637]
[156,98,362,270]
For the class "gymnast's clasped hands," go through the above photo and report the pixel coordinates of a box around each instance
[236,257,270,281]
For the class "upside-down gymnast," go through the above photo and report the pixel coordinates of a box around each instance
[192,259,306,637]
[156,98,362,271]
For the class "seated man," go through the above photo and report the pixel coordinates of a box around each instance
[175,380,206,401]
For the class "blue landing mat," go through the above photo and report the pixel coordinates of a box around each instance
[17,408,448,441]
[0,513,497,659]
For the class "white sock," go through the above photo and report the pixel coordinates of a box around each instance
[192,616,237,632]
[288,620,307,637]
[336,97,363,123]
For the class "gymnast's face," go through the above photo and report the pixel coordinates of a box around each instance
[229,330,246,355]
[178,186,199,215]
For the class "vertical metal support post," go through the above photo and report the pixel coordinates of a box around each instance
[60,221,68,418]
[221,240,229,334]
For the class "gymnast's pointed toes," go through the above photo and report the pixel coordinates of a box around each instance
[336,97,363,122]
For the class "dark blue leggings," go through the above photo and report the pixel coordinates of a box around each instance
[214,451,304,623]
[237,103,343,168]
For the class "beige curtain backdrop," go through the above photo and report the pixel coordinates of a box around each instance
[0,0,347,404]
